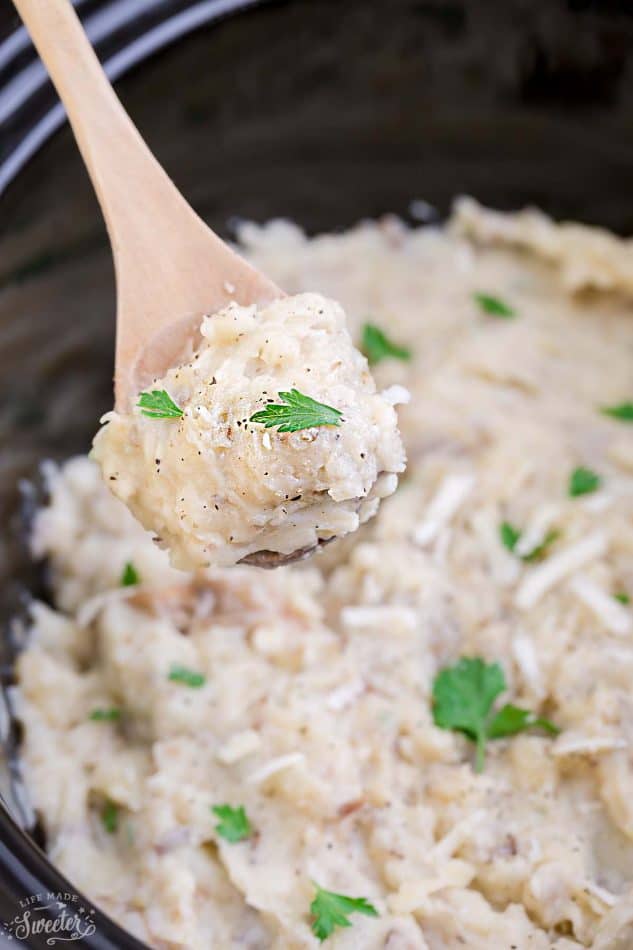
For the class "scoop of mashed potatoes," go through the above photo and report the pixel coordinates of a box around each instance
[91,292,406,569]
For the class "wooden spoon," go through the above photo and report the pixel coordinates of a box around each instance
[12,0,282,411]
[12,0,342,570]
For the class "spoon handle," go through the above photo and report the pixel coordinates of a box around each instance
[13,0,281,410]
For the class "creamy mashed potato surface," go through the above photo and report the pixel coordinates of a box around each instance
[92,293,405,569]
[14,200,633,949]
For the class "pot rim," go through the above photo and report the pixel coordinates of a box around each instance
[0,0,269,195]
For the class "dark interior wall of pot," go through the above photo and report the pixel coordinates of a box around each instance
[0,0,633,621]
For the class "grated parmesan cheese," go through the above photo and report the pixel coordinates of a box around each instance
[413,474,475,547]
[340,605,418,633]
[246,753,306,786]
[569,576,632,637]
[514,503,560,559]
[325,679,365,711]
[515,533,608,610]
[552,734,627,757]
[216,730,261,765]
[429,811,487,863]
[512,634,544,698]
[583,881,619,909]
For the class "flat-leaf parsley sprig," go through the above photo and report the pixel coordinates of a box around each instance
[568,466,601,497]
[310,884,379,942]
[89,707,121,722]
[601,402,633,423]
[137,389,183,419]
[168,664,206,688]
[249,389,343,433]
[361,323,412,366]
[101,800,119,834]
[432,657,559,772]
[212,804,252,843]
[473,292,516,318]
[120,561,140,586]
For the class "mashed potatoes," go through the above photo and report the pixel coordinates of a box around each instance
[92,293,405,569]
[13,201,633,949]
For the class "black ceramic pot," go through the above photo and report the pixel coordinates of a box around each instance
[0,1,632,946]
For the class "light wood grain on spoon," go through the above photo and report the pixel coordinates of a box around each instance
[12,0,282,409]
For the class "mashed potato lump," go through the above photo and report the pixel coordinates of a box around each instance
[14,200,633,949]
[92,293,405,570]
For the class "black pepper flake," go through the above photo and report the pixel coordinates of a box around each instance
[109,476,117,481]
[290,494,301,501]
[214,504,219,510]
[360,453,366,459]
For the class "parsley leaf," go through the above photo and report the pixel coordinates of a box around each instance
[101,801,118,834]
[212,804,252,843]
[614,592,630,605]
[473,292,515,318]
[601,402,633,423]
[432,657,558,772]
[499,521,521,552]
[498,522,558,562]
[168,665,206,688]
[310,884,379,942]
[432,657,504,772]
[120,561,140,586]
[487,704,559,739]
[137,389,183,419]
[249,389,343,433]
[569,466,601,497]
[361,323,412,366]
[89,708,121,722]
